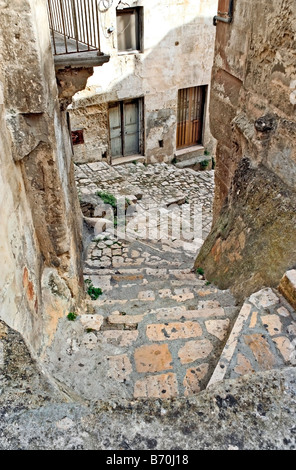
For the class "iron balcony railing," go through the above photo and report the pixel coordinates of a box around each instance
[47,0,101,55]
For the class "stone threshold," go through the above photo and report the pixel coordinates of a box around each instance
[112,155,146,166]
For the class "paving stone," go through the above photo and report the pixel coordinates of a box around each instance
[277,306,290,317]
[134,372,179,399]
[79,314,104,331]
[249,288,280,309]
[244,334,277,370]
[134,344,173,373]
[138,291,155,301]
[272,337,295,363]
[178,339,213,364]
[234,353,255,376]
[146,322,202,341]
[183,363,209,396]
[261,314,282,336]
[155,307,226,321]
[102,331,139,347]
[107,313,144,326]
[205,319,230,341]
[107,354,133,382]
[249,311,258,328]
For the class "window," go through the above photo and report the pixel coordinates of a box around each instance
[116,7,143,53]
[71,129,84,145]
[109,98,143,159]
[176,86,207,149]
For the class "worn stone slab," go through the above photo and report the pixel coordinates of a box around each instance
[107,313,145,326]
[261,314,282,336]
[183,363,209,396]
[107,354,133,383]
[146,322,202,341]
[102,331,139,347]
[178,339,213,364]
[205,319,230,341]
[278,270,296,310]
[207,303,252,387]
[134,344,173,373]
[79,314,104,331]
[155,307,226,321]
[249,288,280,309]
[244,334,277,370]
[134,372,178,399]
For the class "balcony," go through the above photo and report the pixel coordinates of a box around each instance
[47,0,110,68]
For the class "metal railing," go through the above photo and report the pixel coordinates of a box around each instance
[47,0,101,55]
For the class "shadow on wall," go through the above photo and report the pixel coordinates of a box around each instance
[68,13,217,165]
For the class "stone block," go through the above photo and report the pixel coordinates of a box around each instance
[183,363,209,396]
[178,339,213,364]
[278,270,296,311]
[146,322,202,341]
[134,344,173,373]
[134,373,178,399]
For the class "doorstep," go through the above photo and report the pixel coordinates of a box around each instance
[112,155,146,166]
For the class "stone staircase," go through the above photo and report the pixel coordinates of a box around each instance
[42,162,296,403]
[44,244,240,400]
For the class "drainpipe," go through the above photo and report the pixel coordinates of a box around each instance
[213,0,234,26]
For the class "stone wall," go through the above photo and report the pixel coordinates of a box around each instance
[69,0,218,164]
[196,0,296,300]
[0,0,84,355]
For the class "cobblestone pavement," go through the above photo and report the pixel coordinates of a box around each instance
[45,161,296,402]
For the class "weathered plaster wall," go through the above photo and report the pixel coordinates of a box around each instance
[196,0,296,300]
[0,0,83,355]
[70,0,218,164]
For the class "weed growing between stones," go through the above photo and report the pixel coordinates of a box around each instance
[67,312,78,321]
[96,191,117,208]
[84,279,103,300]
[200,160,209,170]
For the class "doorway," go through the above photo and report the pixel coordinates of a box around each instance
[176,85,206,149]
[109,98,143,159]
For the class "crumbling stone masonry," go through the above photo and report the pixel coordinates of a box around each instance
[0,0,84,355]
[196,0,296,301]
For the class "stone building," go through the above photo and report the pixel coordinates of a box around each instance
[69,0,218,165]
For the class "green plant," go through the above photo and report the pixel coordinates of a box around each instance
[196,267,204,276]
[200,160,209,170]
[205,281,211,286]
[85,279,103,300]
[96,191,117,208]
[172,157,177,164]
[212,157,216,170]
[86,328,95,333]
[67,312,78,321]
[204,149,210,156]
[132,160,138,165]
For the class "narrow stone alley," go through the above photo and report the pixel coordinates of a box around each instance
[44,162,296,403]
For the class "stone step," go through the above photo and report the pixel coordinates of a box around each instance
[207,287,296,389]
[278,269,296,311]
[175,155,212,171]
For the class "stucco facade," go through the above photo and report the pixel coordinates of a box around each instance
[69,0,218,164]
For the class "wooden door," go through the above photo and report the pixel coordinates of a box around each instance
[109,100,140,158]
[123,100,139,156]
[176,86,206,149]
[109,102,123,158]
